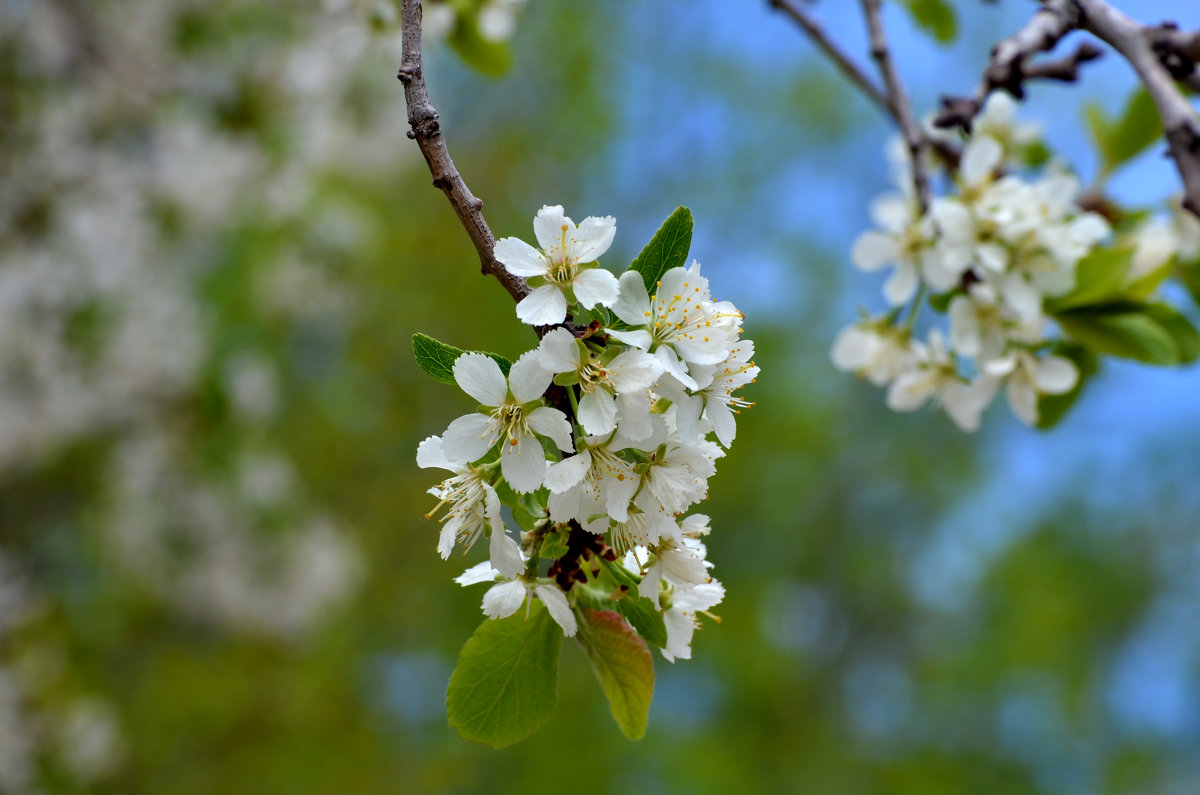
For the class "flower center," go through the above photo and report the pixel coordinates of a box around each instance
[494,403,529,442]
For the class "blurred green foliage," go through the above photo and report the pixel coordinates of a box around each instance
[1,1,1198,794]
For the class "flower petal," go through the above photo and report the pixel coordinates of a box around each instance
[482,580,526,619]
[535,327,580,374]
[455,561,501,586]
[605,328,652,351]
[883,261,919,306]
[611,271,651,325]
[570,216,616,263]
[608,350,664,392]
[515,284,568,326]
[501,433,548,492]
[961,135,1003,186]
[543,450,591,493]
[571,267,620,309]
[442,413,498,463]
[453,352,508,407]
[534,584,577,636]
[851,231,899,272]
[526,406,574,452]
[493,237,548,277]
[416,435,461,472]
[488,526,524,578]
[1035,356,1078,395]
[533,205,569,253]
[507,350,552,404]
[577,389,617,436]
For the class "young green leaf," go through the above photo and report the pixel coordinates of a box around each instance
[627,206,693,295]
[412,333,511,385]
[447,15,512,76]
[900,0,957,45]
[1058,305,1180,365]
[576,609,655,741]
[613,594,668,649]
[1105,88,1162,174]
[1144,303,1200,364]
[1048,247,1134,311]
[446,600,563,749]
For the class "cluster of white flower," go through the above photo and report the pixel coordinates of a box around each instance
[419,206,757,661]
[833,94,1116,430]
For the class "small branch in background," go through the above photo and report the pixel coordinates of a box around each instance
[397,0,530,306]
[1075,0,1200,219]
[932,0,1085,131]
[859,0,932,212]
[767,0,893,118]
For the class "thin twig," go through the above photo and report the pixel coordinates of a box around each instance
[397,0,529,305]
[1075,0,1200,219]
[859,0,931,212]
[932,0,1082,131]
[767,0,893,117]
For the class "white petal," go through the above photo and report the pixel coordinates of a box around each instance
[570,216,616,263]
[707,401,737,448]
[536,328,580,374]
[831,326,879,371]
[672,395,703,446]
[501,433,547,493]
[662,609,696,662]
[437,524,456,559]
[482,580,527,619]
[442,413,499,463]
[488,526,524,578]
[577,390,617,436]
[883,261,919,306]
[638,561,662,602]
[656,346,698,391]
[507,350,553,404]
[608,350,664,392]
[493,237,548,277]
[515,284,568,326]
[543,450,591,493]
[611,271,651,325]
[948,296,981,357]
[605,328,652,350]
[416,435,461,472]
[961,135,1003,186]
[886,371,934,412]
[870,194,912,234]
[453,352,508,406]
[851,231,900,272]
[571,267,620,309]
[527,406,574,452]
[533,205,569,253]
[456,561,501,586]
[534,584,577,636]
[615,391,653,443]
[1035,356,1078,394]
[1006,377,1038,426]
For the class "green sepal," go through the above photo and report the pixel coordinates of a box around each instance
[627,206,694,296]
[446,600,563,749]
[412,333,511,386]
[575,608,655,741]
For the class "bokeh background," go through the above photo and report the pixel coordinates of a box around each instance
[3,0,1200,792]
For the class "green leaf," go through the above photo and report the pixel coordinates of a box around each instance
[1086,89,1163,176]
[614,594,668,649]
[1177,259,1200,310]
[1036,344,1098,430]
[576,609,655,740]
[1048,247,1134,311]
[446,600,563,749]
[1144,302,1200,364]
[1058,304,1181,365]
[1106,88,1162,173]
[900,0,957,44]
[412,333,511,386]
[447,16,512,76]
[627,206,693,296]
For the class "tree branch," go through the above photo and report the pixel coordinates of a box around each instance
[1075,0,1200,219]
[859,0,932,212]
[397,0,529,306]
[932,0,1084,131]
[767,0,893,118]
